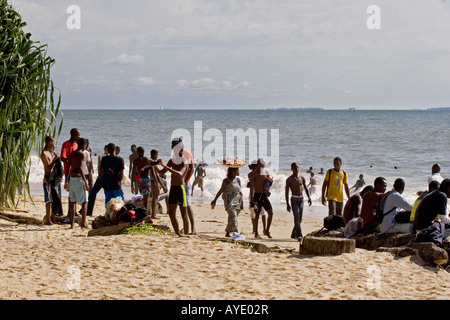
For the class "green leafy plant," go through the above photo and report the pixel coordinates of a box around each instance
[125,224,167,236]
[0,1,63,209]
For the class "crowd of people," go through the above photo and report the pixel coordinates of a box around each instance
[41,128,449,243]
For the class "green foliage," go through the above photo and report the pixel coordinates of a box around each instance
[125,224,167,236]
[0,1,63,208]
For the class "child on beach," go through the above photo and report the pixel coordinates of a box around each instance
[211,167,244,237]
[41,136,60,225]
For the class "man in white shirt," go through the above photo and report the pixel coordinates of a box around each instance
[428,163,444,185]
[380,178,413,234]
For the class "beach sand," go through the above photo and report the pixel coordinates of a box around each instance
[0,195,449,300]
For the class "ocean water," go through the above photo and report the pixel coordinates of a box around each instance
[28,109,449,219]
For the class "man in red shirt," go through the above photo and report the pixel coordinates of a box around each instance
[60,128,81,220]
[61,128,81,177]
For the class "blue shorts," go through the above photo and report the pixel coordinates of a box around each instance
[104,189,125,206]
[43,175,52,203]
[69,177,88,204]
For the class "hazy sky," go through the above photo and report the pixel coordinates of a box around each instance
[12,0,450,109]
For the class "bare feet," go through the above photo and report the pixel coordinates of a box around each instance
[264,230,272,238]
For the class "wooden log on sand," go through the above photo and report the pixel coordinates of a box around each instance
[300,236,355,255]
[0,211,44,225]
[87,222,131,237]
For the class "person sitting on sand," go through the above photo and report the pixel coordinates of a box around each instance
[414,179,450,233]
[360,177,387,232]
[410,181,440,225]
[343,185,373,224]
[250,158,274,239]
[158,142,189,236]
[211,167,244,237]
[380,178,413,234]
[41,136,60,225]
[64,138,89,229]
[285,162,312,241]
[428,163,444,185]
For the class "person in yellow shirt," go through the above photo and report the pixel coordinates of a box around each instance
[321,157,350,216]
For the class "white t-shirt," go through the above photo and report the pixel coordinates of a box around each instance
[428,173,444,185]
[82,150,91,175]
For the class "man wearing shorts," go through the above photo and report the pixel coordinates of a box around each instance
[60,128,80,221]
[159,141,189,236]
[170,137,196,235]
[64,138,89,229]
[250,158,274,239]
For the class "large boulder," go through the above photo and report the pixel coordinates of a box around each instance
[410,242,449,266]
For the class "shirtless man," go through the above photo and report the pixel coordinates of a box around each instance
[159,142,189,236]
[343,185,374,224]
[129,144,139,194]
[191,162,206,196]
[250,158,274,239]
[285,163,312,241]
[133,147,151,211]
[64,138,89,229]
[307,172,317,195]
[41,136,60,225]
[248,161,266,234]
[147,149,168,219]
[360,177,387,232]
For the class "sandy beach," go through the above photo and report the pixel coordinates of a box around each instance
[0,194,448,301]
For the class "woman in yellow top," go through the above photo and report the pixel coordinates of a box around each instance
[321,157,351,216]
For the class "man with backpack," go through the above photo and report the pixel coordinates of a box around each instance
[321,157,350,217]
[379,178,413,234]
